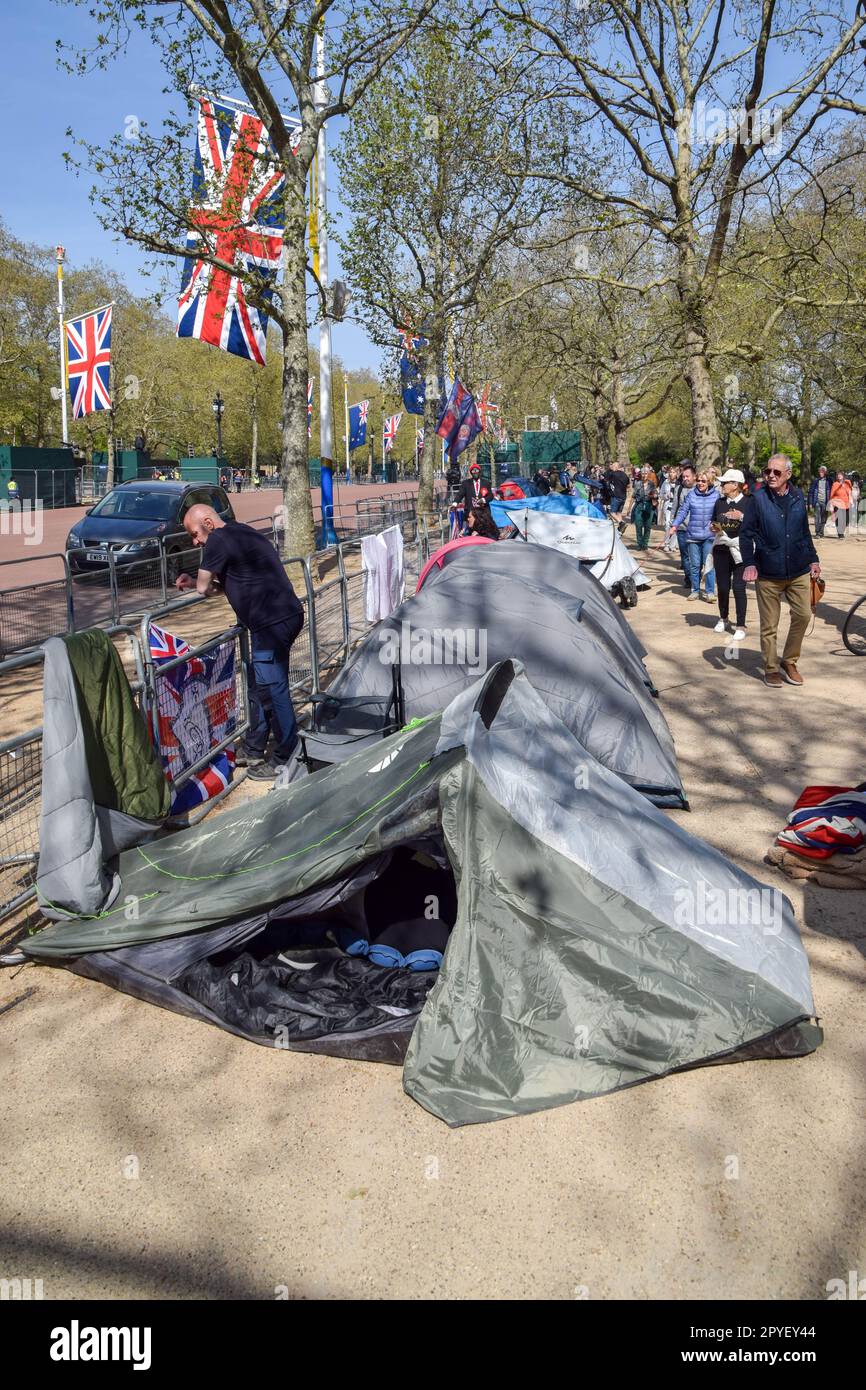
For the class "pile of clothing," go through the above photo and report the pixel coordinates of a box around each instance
[766,783,866,888]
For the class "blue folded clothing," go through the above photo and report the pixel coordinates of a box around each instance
[335,917,450,971]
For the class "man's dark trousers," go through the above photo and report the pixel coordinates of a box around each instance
[247,613,304,760]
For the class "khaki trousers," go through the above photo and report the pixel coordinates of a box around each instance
[755,573,812,673]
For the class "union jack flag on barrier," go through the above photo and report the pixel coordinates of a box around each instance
[148,623,237,814]
[383,412,402,452]
[177,98,298,365]
[65,304,112,419]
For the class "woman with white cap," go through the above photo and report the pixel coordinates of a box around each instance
[711,468,749,640]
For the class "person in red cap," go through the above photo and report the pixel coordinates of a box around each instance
[456,460,493,514]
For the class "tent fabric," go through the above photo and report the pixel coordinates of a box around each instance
[497,477,541,500]
[416,535,495,592]
[492,508,651,590]
[405,666,815,1123]
[317,543,682,805]
[23,661,820,1125]
[490,493,606,521]
[36,631,169,920]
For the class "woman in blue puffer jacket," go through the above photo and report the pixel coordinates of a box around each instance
[664,471,720,601]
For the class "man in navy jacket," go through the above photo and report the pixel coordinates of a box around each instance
[740,455,821,688]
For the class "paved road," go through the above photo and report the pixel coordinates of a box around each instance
[1,528,864,1298]
[0,481,422,655]
[0,480,420,587]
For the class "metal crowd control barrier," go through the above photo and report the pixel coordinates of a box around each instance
[0,494,438,659]
[0,725,43,921]
[0,507,450,922]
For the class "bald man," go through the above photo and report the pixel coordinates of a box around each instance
[177,505,304,778]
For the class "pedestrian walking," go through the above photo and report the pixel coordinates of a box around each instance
[604,461,629,525]
[739,454,821,687]
[665,462,696,581]
[710,468,748,640]
[829,471,852,538]
[631,467,658,550]
[664,467,718,600]
[807,465,831,537]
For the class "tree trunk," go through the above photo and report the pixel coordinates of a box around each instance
[743,414,757,473]
[682,323,720,473]
[799,425,812,486]
[418,351,440,518]
[676,208,721,473]
[611,357,630,467]
[593,387,611,469]
[799,379,814,485]
[278,182,316,560]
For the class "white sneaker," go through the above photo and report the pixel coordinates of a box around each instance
[687,591,700,600]
[732,628,746,641]
[713,619,726,633]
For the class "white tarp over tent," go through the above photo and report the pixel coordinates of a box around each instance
[500,510,651,589]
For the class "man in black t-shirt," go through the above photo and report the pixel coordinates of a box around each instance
[604,461,629,522]
[177,506,305,779]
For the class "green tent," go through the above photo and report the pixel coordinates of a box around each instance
[24,662,820,1125]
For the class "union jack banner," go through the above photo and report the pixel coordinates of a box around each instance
[397,319,420,357]
[478,382,499,434]
[65,304,112,419]
[416,427,424,450]
[383,412,402,452]
[308,377,313,438]
[148,623,237,814]
[178,98,296,365]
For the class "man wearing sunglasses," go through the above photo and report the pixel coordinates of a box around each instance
[740,454,821,688]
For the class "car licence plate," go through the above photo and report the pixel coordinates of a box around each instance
[83,550,107,562]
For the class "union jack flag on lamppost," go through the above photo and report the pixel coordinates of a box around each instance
[65,303,113,419]
[383,412,402,452]
[177,98,298,365]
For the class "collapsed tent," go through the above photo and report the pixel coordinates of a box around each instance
[490,501,651,590]
[21,661,821,1126]
[311,542,685,806]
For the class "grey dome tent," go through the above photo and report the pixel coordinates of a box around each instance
[308,542,686,807]
[23,661,820,1127]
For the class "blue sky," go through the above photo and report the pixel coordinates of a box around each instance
[2,1,381,372]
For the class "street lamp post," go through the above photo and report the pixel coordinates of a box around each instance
[213,391,224,462]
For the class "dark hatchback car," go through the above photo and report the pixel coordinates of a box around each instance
[66,481,236,578]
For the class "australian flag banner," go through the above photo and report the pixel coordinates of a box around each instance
[148,623,237,815]
[399,333,428,415]
[436,378,482,461]
[349,399,369,451]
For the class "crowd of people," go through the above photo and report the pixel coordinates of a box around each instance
[447,452,858,689]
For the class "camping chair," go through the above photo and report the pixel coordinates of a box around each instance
[299,662,407,772]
